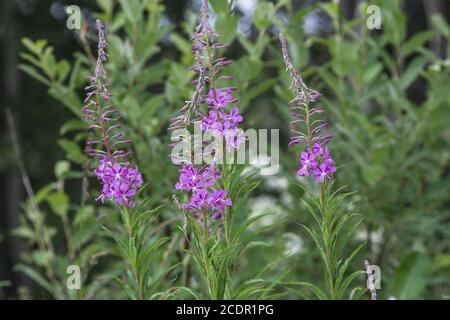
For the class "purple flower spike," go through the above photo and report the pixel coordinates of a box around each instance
[83,20,143,207]
[182,188,232,220]
[280,33,336,184]
[175,164,220,192]
[199,88,244,152]
[95,160,143,207]
[279,33,329,148]
[171,0,240,227]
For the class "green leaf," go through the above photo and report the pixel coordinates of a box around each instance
[399,56,427,90]
[285,281,328,300]
[31,250,52,267]
[97,0,114,15]
[401,31,434,56]
[215,13,239,44]
[41,47,56,79]
[389,252,431,299]
[19,52,41,68]
[252,2,275,29]
[21,38,47,56]
[363,163,385,187]
[49,84,82,116]
[18,64,50,86]
[56,60,71,82]
[119,0,141,24]
[54,160,70,179]
[431,14,450,37]
[47,192,69,216]
[320,2,339,21]
[431,255,450,273]
[363,62,383,83]
[59,119,86,135]
[57,139,86,164]
[210,0,229,13]
[142,94,165,120]
[170,33,192,55]
[15,264,55,297]
[12,226,36,240]
[240,78,277,110]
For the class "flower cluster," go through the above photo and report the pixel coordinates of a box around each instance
[175,163,220,191]
[83,20,142,207]
[297,142,336,183]
[279,33,335,184]
[200,88,245,150]
[184,189,232,221]
[95,159,143,207]
[176,164,231,221]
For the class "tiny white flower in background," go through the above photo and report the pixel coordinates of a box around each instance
[236,0,257,13]
[283,233,304,256]
[248,196,281,229]
[263,176,292,205]
[281,192,293,206]
[264,175,289,191]
[250,154,274,176]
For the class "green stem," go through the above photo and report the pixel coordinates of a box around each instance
[122,206,145,300]
[320,183,336,299]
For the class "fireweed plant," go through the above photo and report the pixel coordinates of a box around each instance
[169,0,264,300]
[83,20,167,300]
[83,20,143,207]
[279,34,366,300]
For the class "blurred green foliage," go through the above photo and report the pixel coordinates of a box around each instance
[10,0,450,299]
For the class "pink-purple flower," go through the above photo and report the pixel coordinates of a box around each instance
[175,163,232,222]
[200,89,244,144]
[312,163,336,184]
[175,164,220,192]
[297,150,317,177]
[296,142,336,183]
[205,88,237,109]
[183,188,232,220]
[95,159,143,207]
[199,88,245,152]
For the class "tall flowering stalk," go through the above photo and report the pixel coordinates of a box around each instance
[279,33,364,300]
[83,20,142,208]
[82,20,168,300]
[279,33,335,183]
[170,1,258,300]
[170,0,244,232]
